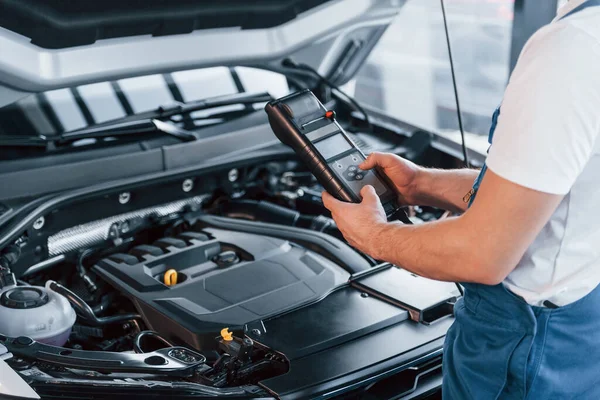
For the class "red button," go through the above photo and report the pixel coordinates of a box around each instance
[325,110,335,119]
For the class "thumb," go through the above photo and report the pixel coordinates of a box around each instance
[359,153,380,170]
[322,190,343,211]
[360,152,396,171]
[360,185,379,205]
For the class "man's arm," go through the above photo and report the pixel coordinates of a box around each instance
[359,153,478,214]
[410,168,479,213]
[322,168,563,284]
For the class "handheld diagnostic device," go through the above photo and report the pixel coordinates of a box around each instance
[265,89,409,222]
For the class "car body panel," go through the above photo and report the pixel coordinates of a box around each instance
[0,0,402,99]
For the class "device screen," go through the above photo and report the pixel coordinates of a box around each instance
[313,134,352,160]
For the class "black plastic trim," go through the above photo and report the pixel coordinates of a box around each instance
[0,122,282,201]
[111,81,135,116]
[162,73,185,103]
[69,86,95,125]
[0,148,288,250]
[197,215,370,274]
[0,0,332,49]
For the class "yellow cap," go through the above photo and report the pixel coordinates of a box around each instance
[220,328,233,341]
[164,269,178,286]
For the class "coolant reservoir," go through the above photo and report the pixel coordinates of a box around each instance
[0,282,76,346]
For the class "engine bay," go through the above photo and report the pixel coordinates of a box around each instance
[0,154,459,398]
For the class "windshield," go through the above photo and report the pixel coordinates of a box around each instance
[0,67,290,136]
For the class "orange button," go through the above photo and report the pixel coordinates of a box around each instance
[325,110,335,119]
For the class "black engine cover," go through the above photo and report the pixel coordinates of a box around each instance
[93,227,349,349]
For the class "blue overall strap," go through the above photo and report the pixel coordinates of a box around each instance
[466,1,600,209]
[467,106,500,207]
[559,0,600,20]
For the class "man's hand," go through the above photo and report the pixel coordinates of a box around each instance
[359,152,421,205]
[360,152,481,213]
[322,185,388,256]
[323,168,564,285]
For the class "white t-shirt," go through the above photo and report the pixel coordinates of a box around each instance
[486,0,600,306]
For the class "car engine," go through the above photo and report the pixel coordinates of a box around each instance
[93,223,350,350]
[0,159,456,398]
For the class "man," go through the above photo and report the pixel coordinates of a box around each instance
[322,0,600,398]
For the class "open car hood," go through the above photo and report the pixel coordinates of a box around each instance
[0,0,403,106]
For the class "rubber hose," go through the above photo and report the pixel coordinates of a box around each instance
[47,280,141,326]
[221,200,343,239]
[91,292,115,316]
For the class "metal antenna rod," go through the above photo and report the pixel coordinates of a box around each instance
[440,0,470,167]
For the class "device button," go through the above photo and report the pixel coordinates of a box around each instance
[348,165,357,172]
[346,171,356,179]
[355,173,364,180]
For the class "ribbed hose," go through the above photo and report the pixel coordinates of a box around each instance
[47,280,141,326]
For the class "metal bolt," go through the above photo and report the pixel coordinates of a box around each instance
[251,329,261,336]
[182,179,194,193]
[118,192,131,204]
[33,217,45,230]
[360,292,369,298]
[228,168,239,182]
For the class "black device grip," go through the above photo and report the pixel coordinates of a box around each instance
[265,90,410,223]
[265,102,353,203]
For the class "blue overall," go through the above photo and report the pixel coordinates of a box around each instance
[442,2,600,398]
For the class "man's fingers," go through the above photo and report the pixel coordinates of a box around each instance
[322,191,343,212]
[360,185,379,205]
[359,152,398,171]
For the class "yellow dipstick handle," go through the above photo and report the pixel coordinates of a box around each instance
[220,328,233,341]
[164,269,178,286]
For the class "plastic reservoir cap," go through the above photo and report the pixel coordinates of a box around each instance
[220,328,233,341]
[0,282,76,346]
[164,269,178,286]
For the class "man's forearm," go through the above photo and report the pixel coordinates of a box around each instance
[410,168,480,213]
[370,217,494,284]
